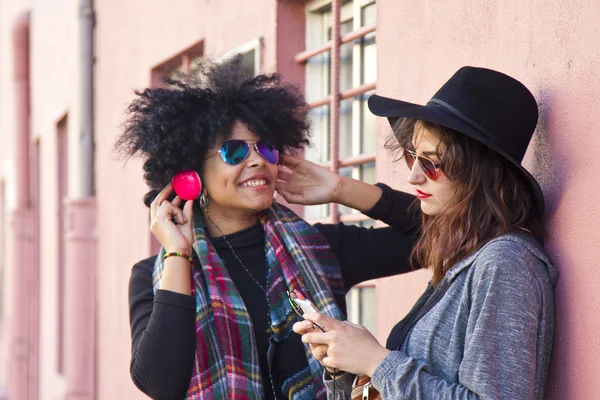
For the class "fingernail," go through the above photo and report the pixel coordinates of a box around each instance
[305,321,312,327]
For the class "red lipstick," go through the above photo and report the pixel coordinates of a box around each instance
[416,189,432,199]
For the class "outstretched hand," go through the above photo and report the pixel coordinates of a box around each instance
[276,154,343,205]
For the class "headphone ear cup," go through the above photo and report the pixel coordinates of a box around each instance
[172,171,202,201]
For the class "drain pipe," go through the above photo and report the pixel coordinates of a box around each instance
[78,0,94,197]
[63,0,96,399]
[8,11,33,400]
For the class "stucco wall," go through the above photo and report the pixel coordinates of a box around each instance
[30,0,80,398]
[0,0,31,396]
[374,1,600,398]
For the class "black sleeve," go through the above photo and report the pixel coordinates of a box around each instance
[315,183,421,290]
[128,256,197,400]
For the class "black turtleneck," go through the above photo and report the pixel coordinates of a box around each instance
[128,183,419,400]
[211,223,276,399]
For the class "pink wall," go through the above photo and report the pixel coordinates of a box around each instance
[373,1,600,398]
[30,0,83,398]
[94,1,304,398]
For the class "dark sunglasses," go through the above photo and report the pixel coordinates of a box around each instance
[207,139,279,166]
[403,148,442,181]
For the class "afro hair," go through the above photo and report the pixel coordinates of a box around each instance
[115,54,311,206]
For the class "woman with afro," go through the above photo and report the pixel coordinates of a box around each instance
[117,55,418,400]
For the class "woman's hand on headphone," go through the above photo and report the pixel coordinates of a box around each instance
[276,154,343,205]
[150,183,194,254]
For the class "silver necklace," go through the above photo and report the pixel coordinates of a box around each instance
[206,211,268,295]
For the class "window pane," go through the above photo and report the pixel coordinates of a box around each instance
[345,286,377,335]
[359,286,376,334]
[339,94,377,161]
[358,219,375,228]
[306,52,331,102]
[304,104,330,220]
[361,92,377,154]
[340,20,354,93]
[339,97,354,161]
[306,105,330,164]
[305,104,330,221]
[361,2,377,27]
[304,202,330,221]
[360,161,376,184]
[361,33,377,85]
[241,49,257,77]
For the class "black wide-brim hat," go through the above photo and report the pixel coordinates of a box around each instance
[368,66,544,216]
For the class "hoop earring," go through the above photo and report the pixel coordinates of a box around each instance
[199,190,208,210]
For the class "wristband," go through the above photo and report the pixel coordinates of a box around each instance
[163,252,193,264]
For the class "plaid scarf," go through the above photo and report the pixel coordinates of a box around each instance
[153,203,345,399]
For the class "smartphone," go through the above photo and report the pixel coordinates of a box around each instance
[292,297,318,315]
[288,289,325,332]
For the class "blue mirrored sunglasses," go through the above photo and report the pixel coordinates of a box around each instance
[210,139,279,166]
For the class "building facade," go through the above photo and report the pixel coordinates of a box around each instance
[0,0,599,399]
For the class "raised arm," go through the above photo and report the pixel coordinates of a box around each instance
[315,183,419,288]
[277,154,420,289]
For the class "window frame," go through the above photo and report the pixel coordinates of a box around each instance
[297,0,377,224]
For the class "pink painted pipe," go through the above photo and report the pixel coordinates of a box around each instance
[8,11,35,400]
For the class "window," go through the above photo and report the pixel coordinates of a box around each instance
[300,0,377,222]
[346,284,376,333]
[345,219,377,333]
[219,37,263,78]
[150,40,204,87]
[299,0,377,332]
[56,115,68,374]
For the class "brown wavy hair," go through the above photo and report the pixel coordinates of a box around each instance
[386,118,544,286]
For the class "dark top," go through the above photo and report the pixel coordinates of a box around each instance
[128,183,419,400]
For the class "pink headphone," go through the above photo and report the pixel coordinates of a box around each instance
[172,171,202,201]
